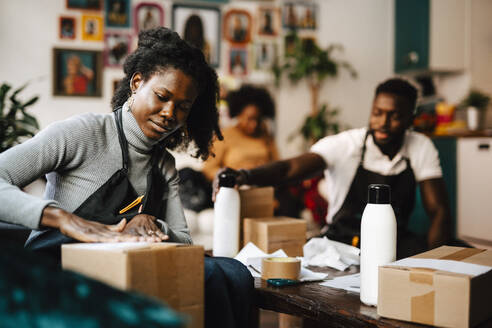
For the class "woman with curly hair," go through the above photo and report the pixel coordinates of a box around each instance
[203,84,279,181]
[0,27,253,328]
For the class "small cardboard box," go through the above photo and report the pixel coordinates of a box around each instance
[378,246,492,328]
[239,187,275,219]
[238,187,275,248]
[243,217,306,257]
[62,243,204,328]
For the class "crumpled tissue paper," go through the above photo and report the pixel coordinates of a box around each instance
[303,237,360,271]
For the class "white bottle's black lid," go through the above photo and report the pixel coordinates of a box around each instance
[367,184,391,204]
[218,172,236,188]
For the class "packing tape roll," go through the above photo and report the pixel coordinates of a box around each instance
[261,257,301,280]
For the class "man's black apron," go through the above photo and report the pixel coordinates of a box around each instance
[25,108,168,259]
[324,132,426,258]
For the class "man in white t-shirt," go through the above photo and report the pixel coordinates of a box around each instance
[216,78,452,258]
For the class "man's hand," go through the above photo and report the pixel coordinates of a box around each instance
[122,213,168,242]
[212,167,248,202]
[41,206,159,243]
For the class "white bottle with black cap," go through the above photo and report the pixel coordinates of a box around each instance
[360,184,396,306]
[213,172,240,257]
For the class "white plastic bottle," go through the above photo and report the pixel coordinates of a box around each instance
[213,172,240,257]
[360,184,396,306]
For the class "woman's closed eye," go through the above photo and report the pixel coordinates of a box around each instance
[155,91,169,102]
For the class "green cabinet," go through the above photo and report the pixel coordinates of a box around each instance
[394,0,429,73]
[408,137,456,237]
[394,0,466,74]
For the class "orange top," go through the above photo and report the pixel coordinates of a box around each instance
[202,126,279,181]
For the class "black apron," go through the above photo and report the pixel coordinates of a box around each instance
[324,132,417,251]
[25,108,168,258]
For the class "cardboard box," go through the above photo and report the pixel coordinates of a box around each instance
[62,243,204,328]
[378,246,492,328]
[243,217,306,256]
[239,187,275,219]
[238,187,275,248]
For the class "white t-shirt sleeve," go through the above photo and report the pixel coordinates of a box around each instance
[310,129,363,168]
[410,134,443,182]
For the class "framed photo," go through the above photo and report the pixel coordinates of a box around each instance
[172,4,221,67]
[134,2,164,34]
[282,2,317,30]
[105,0,131,28]
[104,32,132,67]
[257,6,280,37]
[60,16,76,40]
[67,0,102,10]
[53,48,102,97]
[223,9,252,44]
[81,14,103,41]
[254,42,277,71]
[229,47,248,76]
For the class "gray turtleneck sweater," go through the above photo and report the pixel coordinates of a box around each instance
[0,104,191,244]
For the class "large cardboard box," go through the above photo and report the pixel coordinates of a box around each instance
[243,217,306,257]
[62,243,204,328]
[378,246,492,328]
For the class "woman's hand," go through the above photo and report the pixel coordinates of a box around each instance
[122,213,168,242]
[41,206,159,243]
[212,167,248,202]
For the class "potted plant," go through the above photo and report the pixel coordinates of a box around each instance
[0,83,40,153]
[273,32,357,143]
[460,89,490,131]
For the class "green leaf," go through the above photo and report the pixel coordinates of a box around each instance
[0,83,12,117]
[22,95,39,108]
[0,82,40,153]
[19,112,39,129]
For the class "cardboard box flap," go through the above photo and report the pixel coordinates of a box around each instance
[384,257,491,277]
[63,242,154,253]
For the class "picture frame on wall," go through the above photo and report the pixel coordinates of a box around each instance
[257,6,280,37]
[81,14,103,41]
[60,16,76,40]
[282,2,317,30]
[172,4,221,67]
[229,47,248,76]
[134,2,164,34]
[67,0,102,10]
[53,48,102,97]
[223,9,252,44]
[104,32,132,67]
[105,0,131,28]
[254,42,277,71]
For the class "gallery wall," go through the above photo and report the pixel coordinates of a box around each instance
[0,0,394,165]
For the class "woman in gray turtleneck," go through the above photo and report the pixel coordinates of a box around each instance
[0,27,253,328]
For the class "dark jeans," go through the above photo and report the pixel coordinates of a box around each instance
[204,256,254,328]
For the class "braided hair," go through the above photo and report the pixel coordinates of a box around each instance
[111,27,222,160]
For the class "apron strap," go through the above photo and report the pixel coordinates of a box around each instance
[113,107,129,172]
[360,131,369,165]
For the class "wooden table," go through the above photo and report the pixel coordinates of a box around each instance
[252,266,492,328]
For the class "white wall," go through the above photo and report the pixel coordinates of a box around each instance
[0,0,394,163]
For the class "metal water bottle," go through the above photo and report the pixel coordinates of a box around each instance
[360,184,396,306]
[213,172,240,257]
